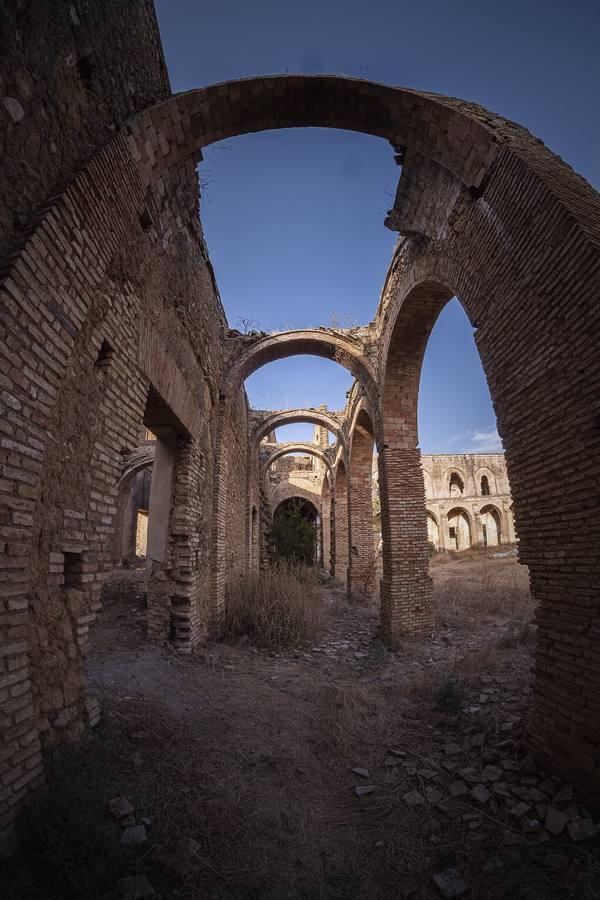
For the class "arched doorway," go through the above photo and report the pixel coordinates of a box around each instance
[271,497,319,565]
[447,508,472,551]
[480,504,502,547]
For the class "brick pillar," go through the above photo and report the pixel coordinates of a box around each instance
[168,436,206,652]
[378,447,433,643]
[348,423,375,599]
[321,485,332,573]
[329,495,336,576]
[333,465,349,586]
[210,404,232,635]
[146,428,177,642]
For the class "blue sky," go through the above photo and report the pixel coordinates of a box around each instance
[155,0,600,450]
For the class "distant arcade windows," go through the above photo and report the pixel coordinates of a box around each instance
[449,472,464,497]
[481,474,490,496]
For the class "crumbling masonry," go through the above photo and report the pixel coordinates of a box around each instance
[1,0,600,852]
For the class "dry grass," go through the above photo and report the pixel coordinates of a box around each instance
[223,560,324,648]
[432,551,533,630]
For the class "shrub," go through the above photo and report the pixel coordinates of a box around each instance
[223,561,323,648]
[269,499,318,565]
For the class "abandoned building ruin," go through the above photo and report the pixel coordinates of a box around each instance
[1,0,599,855]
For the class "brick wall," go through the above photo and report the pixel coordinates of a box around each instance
[2,44,600,845]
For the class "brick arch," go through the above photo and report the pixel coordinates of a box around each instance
[125,73,600,248]
[119,443,155,486]
[127,76,499,195]
[252,408,346,451]
[2,66,600,820]
[375,183,600,793]
[225,330,378,402]
[269,482,321,515]
[375,277,451,643]
[261,443,333,477]
[273,494,320,518]
[113,442,155,564]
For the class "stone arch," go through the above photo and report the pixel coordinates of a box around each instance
[447,507,472,551]
[476,467,497,496]
[479,503,503,547]
[445,468,466,498]
[347,407,377,598]
[251,408,346,450]
[261,443,333,478]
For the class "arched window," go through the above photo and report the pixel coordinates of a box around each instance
[449,472,464,497]
[481,475,490,496]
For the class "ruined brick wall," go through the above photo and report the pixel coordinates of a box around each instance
[0,0,171,260]
[0,2,253,847]
[225,391,260,584]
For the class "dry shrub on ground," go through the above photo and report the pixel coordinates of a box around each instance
[223,560,323,648]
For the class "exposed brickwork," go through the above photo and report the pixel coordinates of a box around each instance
[347,411,376,598]
[333,462,350,584]
[1,25,600,850]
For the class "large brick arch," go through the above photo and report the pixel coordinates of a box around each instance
[377,220,600,792]
[261,444,333,477]
[269,483,321,514]
[2,63,600,835]
[252,409,346,451]
[224,330,378,402]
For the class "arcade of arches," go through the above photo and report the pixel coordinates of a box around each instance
[1,2,600,850]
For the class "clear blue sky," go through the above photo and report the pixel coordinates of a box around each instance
[155,0,600,450]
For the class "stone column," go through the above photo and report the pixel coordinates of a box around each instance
[502,503,514,544]
[474,509,485,547]
[438,510,450,551]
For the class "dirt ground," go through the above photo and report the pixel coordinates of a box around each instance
[7,553,600,899]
